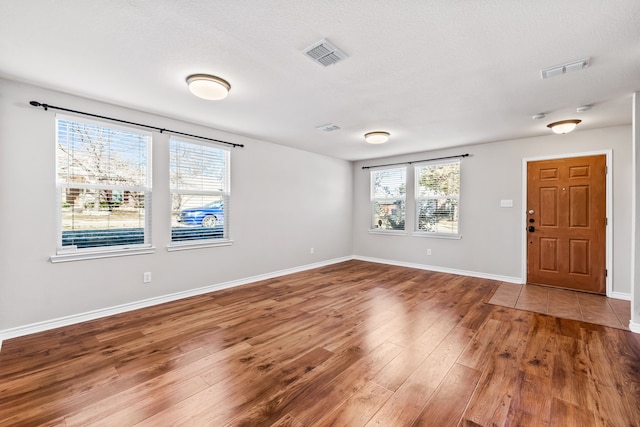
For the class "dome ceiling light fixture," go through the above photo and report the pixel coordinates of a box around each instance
[547,119,581,134]
[186,74,231,100]
[364,131,390,144]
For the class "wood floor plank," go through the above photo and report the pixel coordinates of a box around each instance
[520,314,557,379]
[0,365,121,426]
[412,363,481,427]
[291,341,403,426]
[552,334,600,412]
[66,373,209,426]
[366,325,474,426]
[580,329,640,425]
[314,381,392,427]
[268,413,305,427]
[462,311,532,427]
[550,397,597,426]
[457,298,496,331]
[505,370,552,426]
[373,306,460,391]
[457,318,507,370]
[0,260,638,426]
[225,342,390,426]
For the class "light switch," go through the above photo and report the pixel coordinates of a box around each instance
[500,199,513,208]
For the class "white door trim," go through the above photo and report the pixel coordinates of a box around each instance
[521,150,613,296]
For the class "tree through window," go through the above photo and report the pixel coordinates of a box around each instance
[56,115,152,252]
[415,160,460,236]
[370,167,406,231]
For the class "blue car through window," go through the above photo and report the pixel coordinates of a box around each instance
[177,201,224,228]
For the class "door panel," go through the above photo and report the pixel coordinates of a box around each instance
[527,155,606,294]
[569,186,589,226]
[539,188,558,226]
[569,239,589,274]
[539,238,558,271]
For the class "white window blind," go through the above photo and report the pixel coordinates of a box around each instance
[56,115,152,253]
[370,167,406,231]
[415,160,460,236]
[170,138,230,243]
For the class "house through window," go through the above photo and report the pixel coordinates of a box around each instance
[55,115,152,253]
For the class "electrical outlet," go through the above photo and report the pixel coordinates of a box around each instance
[310,247,315,255]
[143,272,151,283]
[427,249,432,256]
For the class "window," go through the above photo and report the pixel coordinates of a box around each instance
[170,138,230,245]
[55,116,152,255]
[370,167,406,231]
[415,159,460,236]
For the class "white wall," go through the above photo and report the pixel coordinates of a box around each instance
[353,126,633,296]
[0,78,353,332]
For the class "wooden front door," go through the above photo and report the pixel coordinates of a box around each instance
[526,155,606,294]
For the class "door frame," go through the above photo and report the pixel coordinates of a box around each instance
[521,150,613,296]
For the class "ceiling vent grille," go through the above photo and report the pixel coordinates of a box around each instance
[541,57,590,79]
[316,123,341,132]
[303,39,347,67]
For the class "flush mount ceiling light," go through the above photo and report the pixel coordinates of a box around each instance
[186,74,231,100]
[364,131,390,144]
[547,119,581,134]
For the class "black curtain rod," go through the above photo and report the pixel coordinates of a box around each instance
[361,153,469,169]
[29,101,244,148]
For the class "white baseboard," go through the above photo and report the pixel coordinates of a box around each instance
[352,255,523,284]
[608,291,632,301]
[0,256,353,345]
[630,321,640,333]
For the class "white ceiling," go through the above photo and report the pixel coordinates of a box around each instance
[2,1,639,161]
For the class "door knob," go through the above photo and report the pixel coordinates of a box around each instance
[528,226,535,232]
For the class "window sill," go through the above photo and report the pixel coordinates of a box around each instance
[368,229,407,236]
[166,239,233,252]
[412,232,462,240]
[50,246,156,263]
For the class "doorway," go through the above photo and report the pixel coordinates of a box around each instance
[525,154,608,294]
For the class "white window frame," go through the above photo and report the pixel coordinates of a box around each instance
[167,137,232,251]
[414,158,461,239]
[369,166,407,234]
[51,114,154,263]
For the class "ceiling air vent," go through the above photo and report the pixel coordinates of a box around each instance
[316,123,341,132]
[541,57,590,79]
[303,39,347,67]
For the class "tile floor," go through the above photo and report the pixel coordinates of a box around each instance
[488,283,631,330]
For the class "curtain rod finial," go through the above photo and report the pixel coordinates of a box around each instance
[29,101,48,111]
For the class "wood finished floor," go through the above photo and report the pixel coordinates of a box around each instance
[1,260,639,426]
